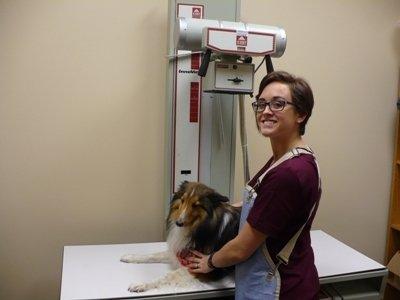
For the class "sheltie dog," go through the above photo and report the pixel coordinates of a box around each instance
[120,181,241,292]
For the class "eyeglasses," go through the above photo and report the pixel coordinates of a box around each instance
[251,97,297,113]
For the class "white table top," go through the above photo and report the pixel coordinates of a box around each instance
[311,230,385,278]
[60,230,386,300]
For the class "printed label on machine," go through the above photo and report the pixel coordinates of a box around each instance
[236,30,248,47]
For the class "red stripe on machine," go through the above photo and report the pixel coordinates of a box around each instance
[190,82,199,123]
[191,53,200,70]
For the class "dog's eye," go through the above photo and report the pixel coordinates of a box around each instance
[171,198,182,208]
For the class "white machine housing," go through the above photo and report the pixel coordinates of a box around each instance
[175,17,286,56]
[165,1,287,207]
[175,17,286,94]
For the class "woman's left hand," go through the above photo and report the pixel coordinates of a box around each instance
[186,250,213,274]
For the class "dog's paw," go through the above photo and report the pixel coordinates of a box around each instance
[128,283,148,293]
[120,254,139,263]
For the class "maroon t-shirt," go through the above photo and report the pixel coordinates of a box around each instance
[247,154,321,300]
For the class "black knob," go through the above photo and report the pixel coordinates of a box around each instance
[228,77,244,84]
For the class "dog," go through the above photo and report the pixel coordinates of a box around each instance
[120,181,241,292]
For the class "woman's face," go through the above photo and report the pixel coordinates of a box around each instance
[256,82,304,139]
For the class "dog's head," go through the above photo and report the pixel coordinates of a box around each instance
[168,181,229,229]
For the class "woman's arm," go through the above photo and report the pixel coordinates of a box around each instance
[187,222,266,273]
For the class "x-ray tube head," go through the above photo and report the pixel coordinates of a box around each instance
[175,17,287,58]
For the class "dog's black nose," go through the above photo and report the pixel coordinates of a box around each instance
[175,221,184,227]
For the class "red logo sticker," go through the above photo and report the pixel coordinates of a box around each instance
[192,7,201,18]
[236,35,247,46]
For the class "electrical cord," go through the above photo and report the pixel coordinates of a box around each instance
[254,56,266,73]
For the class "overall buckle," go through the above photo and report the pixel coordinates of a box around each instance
[266,261,282,281]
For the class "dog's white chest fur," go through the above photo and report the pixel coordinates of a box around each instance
[166,224,191,254]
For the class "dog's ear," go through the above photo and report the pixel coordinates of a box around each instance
[207,192,230,204]
[198,196,214,216]
[198,192,229,216]
[170,181,190,203]
[178,181,189,192]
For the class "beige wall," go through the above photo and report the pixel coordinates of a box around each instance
[0,1,169,299]
[0,1,398,299]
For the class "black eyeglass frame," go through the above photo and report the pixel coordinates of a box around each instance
[251,97,298,113]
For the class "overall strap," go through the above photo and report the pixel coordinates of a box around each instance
[266,201,318,279]
[276,201,317,266]
[256,146,315,186]
[275,150,321,266]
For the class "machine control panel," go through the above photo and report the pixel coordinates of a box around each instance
[203,61,254,94]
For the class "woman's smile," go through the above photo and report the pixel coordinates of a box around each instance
[259,118,277,129]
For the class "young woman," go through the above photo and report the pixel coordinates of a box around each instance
[187,71,321,300]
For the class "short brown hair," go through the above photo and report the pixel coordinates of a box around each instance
[256,71,314,136]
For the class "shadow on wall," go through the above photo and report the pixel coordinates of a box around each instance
[393,22,400,64]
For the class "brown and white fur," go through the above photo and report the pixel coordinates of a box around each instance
[120,181,241,292]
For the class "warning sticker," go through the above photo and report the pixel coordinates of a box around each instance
[192,7,202,18]
[236,35,248,46]
[177,4,203,19]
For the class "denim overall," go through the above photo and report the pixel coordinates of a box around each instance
[235,147,320,300]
